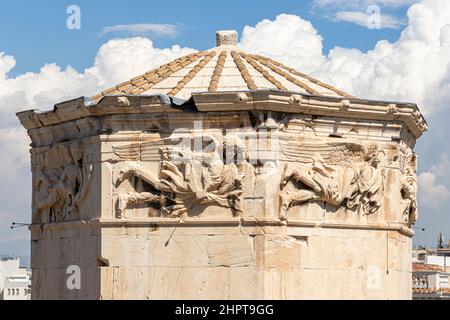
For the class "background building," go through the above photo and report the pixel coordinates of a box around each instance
[412,231,450,299]
[413,231,450,271]
[412,263,450,299]
[0,258,31,300]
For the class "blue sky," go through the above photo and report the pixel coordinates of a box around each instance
[1,0,450,255]
[1,0,405,76]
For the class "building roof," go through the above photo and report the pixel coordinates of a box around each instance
[16,31,428,140]
[91,30,354,102]
[413,263,445,272]
[413,288,450,295]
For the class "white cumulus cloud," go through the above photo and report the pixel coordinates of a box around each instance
[240,14,325,73]
[239,0,450,116]
[0,52,15,79]
[417,154,450,210]
[418,172,450,209]
[86,37,196,86]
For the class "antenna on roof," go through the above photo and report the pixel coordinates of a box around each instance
[438,231,445,248]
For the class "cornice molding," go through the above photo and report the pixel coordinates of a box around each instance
[16,90,427,139]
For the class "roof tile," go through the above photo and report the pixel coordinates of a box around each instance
[91,40,353,102]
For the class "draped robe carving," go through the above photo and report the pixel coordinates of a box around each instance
[279,141,384,220]
[34,141,93,223]
[112,134,248,219]
[400,151,418,226]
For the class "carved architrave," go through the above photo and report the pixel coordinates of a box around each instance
[34,141,94,223]
[279,141,385,220]
[112,134,248,220]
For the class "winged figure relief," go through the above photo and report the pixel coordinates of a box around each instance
[112,139,165,162]
[112,134,248,219]
[279,139,385,220]
[281,140,368,164]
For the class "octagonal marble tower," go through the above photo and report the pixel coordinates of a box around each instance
[17,31,427,300]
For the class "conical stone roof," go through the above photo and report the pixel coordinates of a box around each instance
[91,30,354,102]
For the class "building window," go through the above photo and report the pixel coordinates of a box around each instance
[16,288,19,295]
[7,289,10,295]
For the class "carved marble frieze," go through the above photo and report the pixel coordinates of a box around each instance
[112,134,249,220]
[28,111,420,228]
[33,141,94,223]
[105,118,419,227]
[279,141,385,220]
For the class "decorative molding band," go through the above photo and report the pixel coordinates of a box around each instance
[28,218,414,237]
[16,90,427,139]
[193,91,428,139]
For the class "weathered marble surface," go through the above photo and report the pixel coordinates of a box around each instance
[18,90,426,300]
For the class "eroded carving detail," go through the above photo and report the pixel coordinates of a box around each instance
[113,134,249,219]
[400,150,418,226]
[279,142,384,220]
[34,141,93,223]
[113,161,167,218]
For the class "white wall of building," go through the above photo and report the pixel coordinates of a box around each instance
[426,272,449,290]
[0,259,31,300]
[426,255,450,268]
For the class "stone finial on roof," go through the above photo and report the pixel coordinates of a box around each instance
[216,30,238,46]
